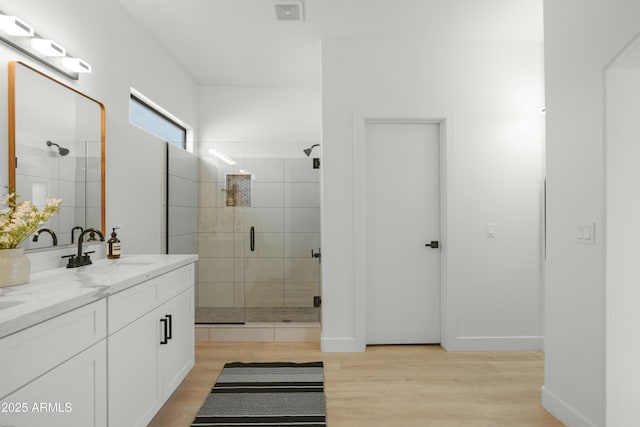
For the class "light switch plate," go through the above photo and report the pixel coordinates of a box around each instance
[576,223,596,244]
[486,223,496,238]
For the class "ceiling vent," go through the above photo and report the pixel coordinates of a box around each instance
[274,1,305,21]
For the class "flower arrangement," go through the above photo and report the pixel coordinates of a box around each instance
[0,193,62,250]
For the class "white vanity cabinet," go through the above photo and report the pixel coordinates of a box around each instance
[107,263,195,427]
[0,300,107,427]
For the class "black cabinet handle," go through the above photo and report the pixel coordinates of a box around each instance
[250,226,255,252]
[166,314,173,340]
[425,241,439,249]
[160,318,168,345]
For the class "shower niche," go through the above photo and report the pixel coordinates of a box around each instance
[197,155,321,324]
[224,174,252,207]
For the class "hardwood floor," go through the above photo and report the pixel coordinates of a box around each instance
[149,342,563,427]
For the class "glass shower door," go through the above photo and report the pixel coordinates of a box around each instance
[240,157,321,323]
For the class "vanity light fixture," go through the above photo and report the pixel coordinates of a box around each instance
[62,57,91,73]
[209,149,236,166]
[0,15,33,37]
[30,38,66,56]
[0,9,91,80]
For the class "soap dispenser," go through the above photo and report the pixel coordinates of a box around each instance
[107,227,121,259]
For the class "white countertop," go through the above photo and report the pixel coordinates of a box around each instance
[0,254,198,339]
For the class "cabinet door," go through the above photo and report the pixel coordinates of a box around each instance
[160,287,194,400]
[108,309,161,427]
[0,340,107,427]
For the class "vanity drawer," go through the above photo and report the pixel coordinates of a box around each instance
[108,278,158,334]
[0,299,106,399]
[157,264,194,302]
[108,264,195,335]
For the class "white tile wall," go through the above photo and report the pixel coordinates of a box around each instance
[167,144,199,255]
[284,283,321,307]
[284,233,321,258]
[285,258,321,283]
[199,207,234,232]
[199,182,225,208]
[245,233,284,258]
[284,183,320,208]
[252,183,284,207]
[199,233,235,257]
[198,283,235,307]
[199,258,234,283]
[244,283,285,307]
[169,205,192,236]
[243,158,284,182]
[285,208,320,233]
[245,258,284,283]
[235,207,284,233]
[284,158,320,183]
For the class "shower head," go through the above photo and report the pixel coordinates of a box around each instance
[303,144,319,157]
[46,140,70,156]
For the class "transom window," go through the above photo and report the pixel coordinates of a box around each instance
[129,94,187,149]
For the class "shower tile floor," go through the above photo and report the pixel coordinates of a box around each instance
[195,307,321,324]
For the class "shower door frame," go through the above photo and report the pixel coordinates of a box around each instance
[353,110,455,351]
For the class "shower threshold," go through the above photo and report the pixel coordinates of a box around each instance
[195,307,320,324]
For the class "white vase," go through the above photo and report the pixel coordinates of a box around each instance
[0,247,31,288]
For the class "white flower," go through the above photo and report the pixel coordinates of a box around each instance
[0,194,61,249]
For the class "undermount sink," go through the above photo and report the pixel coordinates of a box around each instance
[0,301,25,311]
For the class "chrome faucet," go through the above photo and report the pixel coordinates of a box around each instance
[32,228,58,246]
[62,228,104,268]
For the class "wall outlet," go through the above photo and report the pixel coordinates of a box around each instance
[313,296,322,307]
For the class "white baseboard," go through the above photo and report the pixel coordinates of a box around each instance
[447,335,543,351]
[321,336,362,352]
[541,386,598,427]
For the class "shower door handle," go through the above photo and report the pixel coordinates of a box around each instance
[250,226,255,252]
[425,240,439,249]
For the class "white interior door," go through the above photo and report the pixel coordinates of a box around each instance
[365,121,441,344]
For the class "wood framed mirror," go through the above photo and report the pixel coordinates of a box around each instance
[8,61,105,250]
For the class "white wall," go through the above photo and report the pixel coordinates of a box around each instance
[198,86,321,159]
[543,1,640,426]
[606,63,640,427]
[0,0,199,255]
[321,38,544,352]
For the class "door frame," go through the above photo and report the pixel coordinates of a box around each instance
[353,110,456,351]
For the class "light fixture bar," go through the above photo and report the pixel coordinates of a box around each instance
[0,10,85,80]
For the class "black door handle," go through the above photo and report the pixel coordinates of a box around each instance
[250,226,255,252]
[425,241,439,249]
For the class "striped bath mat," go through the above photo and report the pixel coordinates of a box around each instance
[191,361,327,426]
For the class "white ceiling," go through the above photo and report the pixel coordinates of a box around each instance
[116,0,543,87]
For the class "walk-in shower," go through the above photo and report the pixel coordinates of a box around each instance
[196,147,321,324]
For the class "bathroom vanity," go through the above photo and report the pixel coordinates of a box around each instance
[0,254,197,427]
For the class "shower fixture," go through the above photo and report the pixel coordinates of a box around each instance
[303,144,319,157]
[46,140,69,156]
